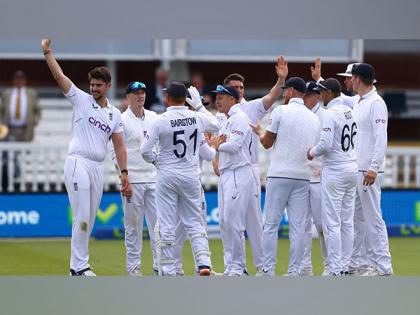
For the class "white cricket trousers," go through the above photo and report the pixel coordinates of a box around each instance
[322,167,357,274]
[263,177,309,275]
[219,165,259,275]
[174,185,207,273]
[64,155,103,272]
[351,172,392,274]
[349,194,372,271]
[155,172,211,276]
[301,182,328,273]
[123,183,158,273]
[246,165,264,269]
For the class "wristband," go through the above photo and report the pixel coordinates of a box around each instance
[121,169,128,175]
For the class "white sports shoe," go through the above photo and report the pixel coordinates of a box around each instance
[322,269,330,276]
[128,269,142,276]
[283,272,299,276]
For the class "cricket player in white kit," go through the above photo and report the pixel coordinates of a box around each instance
[308,78,358,275]
[350,63,393,276]
[214,57,288,274]
[140,82,218,276]
[213,84,258,276]
[252,77,319,276]
[300,81,328,275]
[112,81,158,276]
[41,39,130,276]
[173,87,223,275]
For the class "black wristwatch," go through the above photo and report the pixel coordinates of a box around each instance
[121,169,128,175]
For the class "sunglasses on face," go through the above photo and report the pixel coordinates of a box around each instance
[128,81,146,92]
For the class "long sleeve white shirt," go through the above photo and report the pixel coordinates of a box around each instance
[352,87,388,172]
[217,105,252,171]
[310,97,357,171]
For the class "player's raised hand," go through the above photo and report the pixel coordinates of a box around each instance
[311,58,321,81]
[275,55,288,80]
[41,38,52,53]
[363,170,377,186]
[186,86,203,109]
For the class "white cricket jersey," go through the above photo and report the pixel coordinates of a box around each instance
[352,87,387,173]
[140,105,217,177]
[64,84,123,162]
[341,93,359,109]
[309,102,325,183]
[310,97,357,171]
[266,98,319,180]
[217,105,253,171]
[198,133,216,175]
[119,107,157,183]
[216,98,267,164]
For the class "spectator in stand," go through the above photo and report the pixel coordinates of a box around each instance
[0,70,41,191]
[145,67,170,114]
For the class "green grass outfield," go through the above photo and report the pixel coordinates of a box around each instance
[0,238,419,275]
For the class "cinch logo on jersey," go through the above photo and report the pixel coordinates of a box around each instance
[375,119,386,124]
[88,117,111,134]
[170,117,196,127]
[323,127,332,132]
[232,129,244,136]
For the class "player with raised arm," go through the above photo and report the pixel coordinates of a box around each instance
[307,78,358,276]
[251,77,319,276]
[140,82,218,276]
[41,38,130,276]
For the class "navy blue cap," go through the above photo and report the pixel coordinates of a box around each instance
[212,85,240,100]
[282,77,307,93]
[305,81,320,94]
[163,81,188,98]
[126,81,147,95]
[351,63,376,82]
[315,78,342,93]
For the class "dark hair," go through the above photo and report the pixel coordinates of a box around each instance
[168,95,186,105]
[223,73,245,85]
[88,67,111,83]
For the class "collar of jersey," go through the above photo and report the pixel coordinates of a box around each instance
[227,103,241,117]
[360,86,377,101]
[91,96,111,109]
[288,97,304,105]
[128,106,145,120]
[326,96,343,109]
[167,105,187,111]
[312,103,321,113]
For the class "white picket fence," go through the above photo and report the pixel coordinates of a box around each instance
[0,142,419,192]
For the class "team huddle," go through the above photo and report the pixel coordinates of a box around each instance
[41,38,393,277]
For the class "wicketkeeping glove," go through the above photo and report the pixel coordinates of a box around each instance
[186,86,204,110]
